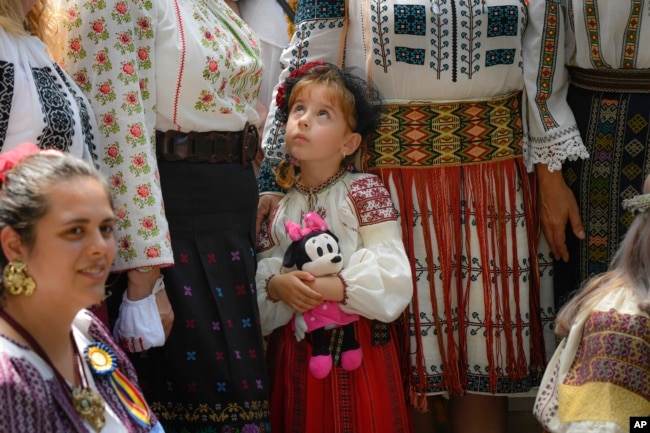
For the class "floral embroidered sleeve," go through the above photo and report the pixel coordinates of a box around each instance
[52,0,173,271]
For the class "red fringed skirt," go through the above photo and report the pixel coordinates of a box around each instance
[364,92,555,406]
[265,318,412,433]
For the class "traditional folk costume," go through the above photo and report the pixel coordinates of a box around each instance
[53,0,270,431]
[534,287,650,432]
[0,311,162,432]
[0,28,96,160]
[525,0,650,309]
[257,171,413,433]
[259,0,557,407]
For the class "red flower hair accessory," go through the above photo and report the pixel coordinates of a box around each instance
[274,61,326,123]
[0,143,41,182]
[0,143,63,182]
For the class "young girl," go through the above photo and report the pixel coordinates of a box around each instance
[534,174,650,432]
[256,62,413,433]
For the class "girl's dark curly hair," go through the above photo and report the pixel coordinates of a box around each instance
[274,62,382,188]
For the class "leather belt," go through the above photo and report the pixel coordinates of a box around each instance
[155,124,258,168]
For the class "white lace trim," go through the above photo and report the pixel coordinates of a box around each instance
[525,125,589,172]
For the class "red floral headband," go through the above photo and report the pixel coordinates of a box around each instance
[274,61,326,123]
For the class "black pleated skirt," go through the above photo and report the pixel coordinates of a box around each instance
[129,160,270,433]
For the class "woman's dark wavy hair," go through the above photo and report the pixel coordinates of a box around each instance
[274,62,382,189]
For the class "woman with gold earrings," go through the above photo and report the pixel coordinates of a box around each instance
[0,143,163,432]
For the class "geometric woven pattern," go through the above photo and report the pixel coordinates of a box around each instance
[367,92,523,168]
[564,309,650,399]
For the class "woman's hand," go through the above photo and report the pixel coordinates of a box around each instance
[267,271,323,313]
[536,164,585,262]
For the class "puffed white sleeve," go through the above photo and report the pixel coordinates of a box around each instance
[338,176,413,322]
[339,221,412,322]
[113,276,166,352]
[256,220,295,336]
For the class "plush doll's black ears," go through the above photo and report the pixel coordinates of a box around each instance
[282,241,301,269]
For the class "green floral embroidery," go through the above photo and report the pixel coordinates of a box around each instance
[128,153,151,176]
[118,61,139,85]
[133,183,155,208]
[137,215,159,239]
[125,123,147,148]
[103,142,124,169]
[135,17,154,40]
[62,5,82,30]
[113,29,136,56]
[195,90,218,111]
[87,17,109,43]
[71,68,92,93]
[120,91,142,115]
[202,57,221,83]
[95,79,117,105]
[117,234,137,261]
[113,202,132,231]
[109,171,128,196]
[91,49,112,75]
[84,0,107,14]
[66,36,87,61]
[135,47,152,70]
[98,109,120,137]
[139,78,150,101]
[111,1,132,24]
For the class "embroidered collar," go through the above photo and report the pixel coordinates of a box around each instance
[295,168,347,210]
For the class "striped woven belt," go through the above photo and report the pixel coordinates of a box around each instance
[568,67,650,93]
[365,92,523,169]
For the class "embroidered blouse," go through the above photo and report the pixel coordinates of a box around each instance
[523,0,650,172]
[0,28,96,160]
[0,310,162,432]
[50,0,263,271]
[258,0,588,194]
[534,287,650,433]
[256,171,412,335]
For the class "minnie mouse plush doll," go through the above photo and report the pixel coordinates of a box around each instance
[283,212,363,379]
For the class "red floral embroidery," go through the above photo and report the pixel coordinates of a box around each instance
[129,125,142,138]
[136,185,150,198]
[145,247,160,259]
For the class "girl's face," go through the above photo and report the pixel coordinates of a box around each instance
[285,84,360,168]
[19,177,116,311]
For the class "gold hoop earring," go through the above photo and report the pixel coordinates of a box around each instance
[3,259,36,296]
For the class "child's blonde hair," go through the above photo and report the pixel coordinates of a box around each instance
[555,199,650,337]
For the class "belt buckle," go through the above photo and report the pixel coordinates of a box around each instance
[187,132,212,163]
[241,123,259,169]
[159,131,187,161]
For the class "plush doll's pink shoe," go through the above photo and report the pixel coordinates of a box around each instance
[309,354,333,379]
[341,347,363,371]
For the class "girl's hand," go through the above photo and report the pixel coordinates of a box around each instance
[268,271,323,313]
